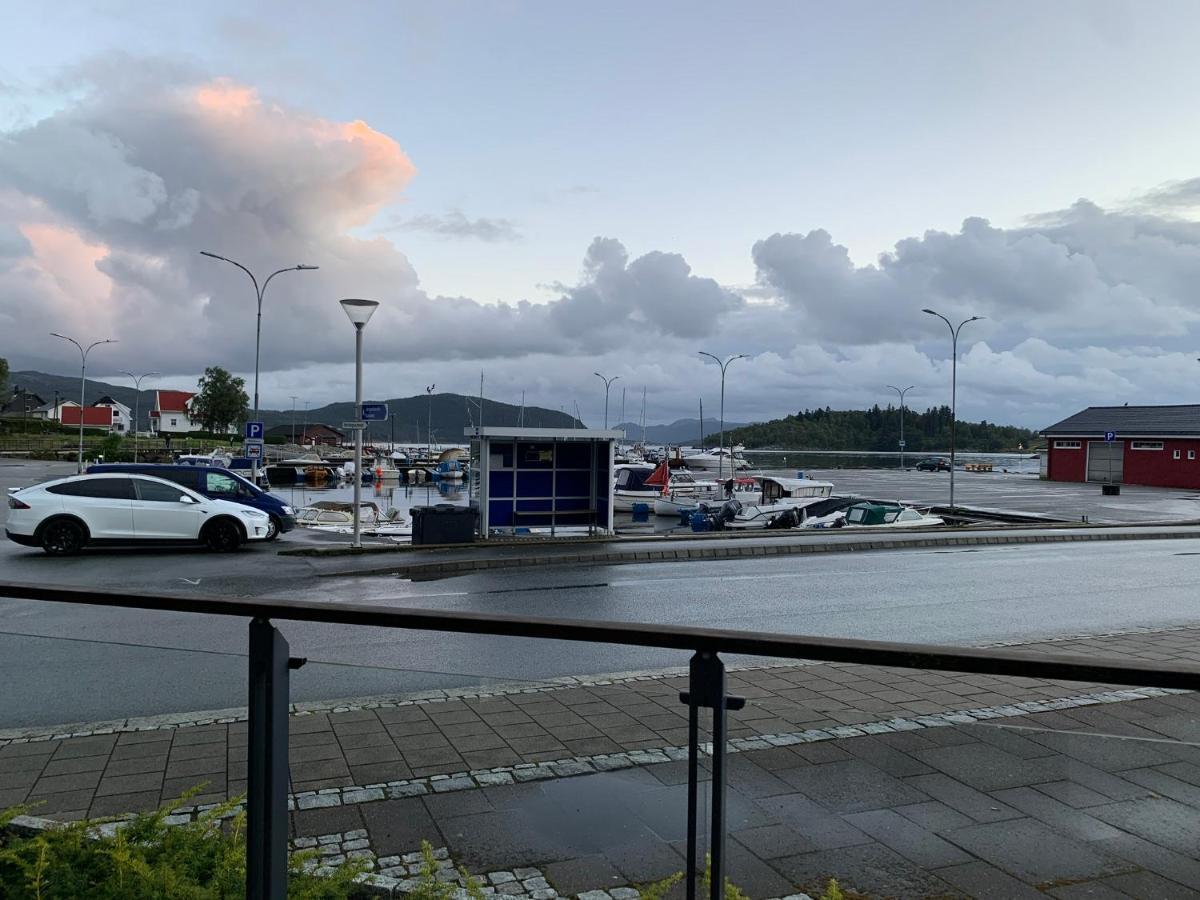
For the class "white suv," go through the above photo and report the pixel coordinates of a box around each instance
[6,473,271,555]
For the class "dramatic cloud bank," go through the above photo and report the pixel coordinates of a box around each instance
[4,59,1200,428]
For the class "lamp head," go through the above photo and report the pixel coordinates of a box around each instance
[339,298,379,327]
[296,264,319,271]
[922,308,937,316]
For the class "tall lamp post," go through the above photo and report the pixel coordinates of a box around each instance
[289,395,299,445]
[922,309,983,509]
[200,252,317,482]
[340,299,380,549]
[885,384,915,470]
[51,333,117,473]
[120,370,160,463]
[425,385,436,452]
[594,372,620,429]
[698,352,748,481]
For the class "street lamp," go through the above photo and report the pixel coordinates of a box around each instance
[698,352,748,481]
[51,333,117,473]
[200,251,318,482]
[289,395,299,445]
[594,372,620,429]
[340,298,380,549]
[120,370,160,463]
[885,384,915,470]
[922,309,983,509]
[425,385,436,451]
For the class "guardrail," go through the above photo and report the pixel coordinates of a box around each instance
[3,580,1199,900]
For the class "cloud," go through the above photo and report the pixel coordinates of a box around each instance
[391,210,520,242]
[6,55,1200,429]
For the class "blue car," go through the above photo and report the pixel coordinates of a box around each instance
[86,464,295,540]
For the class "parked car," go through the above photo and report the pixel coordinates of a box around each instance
[87,464,294,540]
[6,473,272,555]
[915,457,952,472]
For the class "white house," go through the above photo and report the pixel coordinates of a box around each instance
[150,390,200,435]
[93,396,133,434]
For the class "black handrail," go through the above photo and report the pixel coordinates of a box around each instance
[4,578,1199,900]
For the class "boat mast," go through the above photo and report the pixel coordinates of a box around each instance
[699,397,703,448]
[640,386,647,447]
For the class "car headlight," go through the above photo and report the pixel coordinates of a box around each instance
[241,509,268,518]
[282,505,294,515]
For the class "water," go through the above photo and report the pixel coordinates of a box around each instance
[743,450,1041,476]
[267,477,471,519]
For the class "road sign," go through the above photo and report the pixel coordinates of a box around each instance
[245,421,264,440]
[341,421,367,431]
[898,440,907,448]
[361,402,389,422]
[1104,431,1116,442]
[244,440,264,460]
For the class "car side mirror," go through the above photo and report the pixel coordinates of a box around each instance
[179,495,198,504]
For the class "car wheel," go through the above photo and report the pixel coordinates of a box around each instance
[264,515,280,541]
[204,519,243,552]
[41,519,85,556]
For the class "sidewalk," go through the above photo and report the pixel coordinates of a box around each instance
[3,627,1199,897]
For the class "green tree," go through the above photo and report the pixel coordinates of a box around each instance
[192,366,249,434]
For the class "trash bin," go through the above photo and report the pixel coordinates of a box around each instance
[411,504,477,545]
[1102,483,1121,496]
[631,502,650,522]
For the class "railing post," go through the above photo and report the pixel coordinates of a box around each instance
[247,618,293,900]
[680,651,745,900]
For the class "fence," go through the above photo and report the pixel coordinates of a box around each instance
[2,580,1199,900]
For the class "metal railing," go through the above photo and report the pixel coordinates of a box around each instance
[3,580,1199,900]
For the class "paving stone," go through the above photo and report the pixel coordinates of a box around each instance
[842,809,972,869]
[777,760,928,814]
[990,786,1124,842]
[753,794,871,851]
[903,773,1022,823]
[932,860,1045,899]
[88,790,162,818]
[95,771,164,797]
[361,799,443,856]
[774,841,957,899]
[1099,869,1200,899]
[1047,882,1129,900]
[292,804,364,838]
[1088,796,1200,857]
[1031,780,1112,809]
[941,817,1133,884]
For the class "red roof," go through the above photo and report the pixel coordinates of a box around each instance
[61,406,114,427]
[156,390,194,413]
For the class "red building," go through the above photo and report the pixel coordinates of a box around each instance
[1042,405,1200,489]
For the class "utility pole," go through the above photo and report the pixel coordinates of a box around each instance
[886,385,915,470]
[289,396,299,445]
[698,352,749,481]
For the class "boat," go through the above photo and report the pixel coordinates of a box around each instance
[682,446,751,473]
[725,476,835,529]
[294,500,412,537]
[651,471,724,516]
[176,450,233,467]
[613,463,661,512]
[806,501,944,529]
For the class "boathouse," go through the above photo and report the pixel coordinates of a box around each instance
[1041,405,1200,489]
[467,426,621,538]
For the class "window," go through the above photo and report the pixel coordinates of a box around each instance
[1190,451,1196,460]
[1174,449,1182,460]
[1131,441,1163,450]
[134,479,187,503]
[170,418,178,426]
[1053,440,1081,449]
[205,472,240,495]
[46,477,135,499]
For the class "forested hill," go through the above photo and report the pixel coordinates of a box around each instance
[717,406,1040,452]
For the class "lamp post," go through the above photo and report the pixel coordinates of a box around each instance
[200,252,317,483]
[594,372,619,429]
[51,333,117,473]
[289,395,299,445]
[922,310,983,509]
[698,352,748,481]
[120,371,160,462]
[425,385,436,452]
[340,299,380,549]
[885,384,915,470]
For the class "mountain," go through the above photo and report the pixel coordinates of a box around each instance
[720,406,1039,452]
[8,371,581,438]
[615,418,752,445]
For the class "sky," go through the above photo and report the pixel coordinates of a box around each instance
[3,0,1200,429]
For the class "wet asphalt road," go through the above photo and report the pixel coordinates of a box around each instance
[3,538,1200,728]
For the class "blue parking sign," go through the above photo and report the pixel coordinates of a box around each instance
[1104,431,1116,442]
[245,421,264,440]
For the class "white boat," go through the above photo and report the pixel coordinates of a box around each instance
[176,450,233,467]
[805,501,944,529]
[651,472,724,516]
[294,500,412,537]
[725,476,836,529]
[613,463,661,512]
[682,446,750,473]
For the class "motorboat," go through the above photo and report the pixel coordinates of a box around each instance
[806,501,944,529]
[294,500,412,537]
[176,450,233,467]
[613,463,661,512]
[725,476,836,529]
[652,471,724,516]
[682,446,750,473]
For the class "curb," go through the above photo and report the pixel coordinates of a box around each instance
[321,526,1200,579]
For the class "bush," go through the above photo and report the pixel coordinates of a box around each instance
[0,796,364,899]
